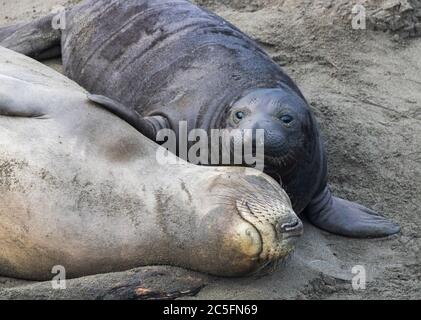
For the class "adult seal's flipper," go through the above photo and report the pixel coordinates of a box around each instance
[304,186,400,238]
[0,74,48,118]
[0,14,61,60]
[87,94,170,141]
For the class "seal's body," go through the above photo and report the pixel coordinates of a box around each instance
[0,47,302,280]
[0,0,400,238]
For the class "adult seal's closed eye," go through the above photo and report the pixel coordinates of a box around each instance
[0,46,302,280]
[0,0,400,238]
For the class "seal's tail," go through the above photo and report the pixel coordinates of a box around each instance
[0,14,61,60]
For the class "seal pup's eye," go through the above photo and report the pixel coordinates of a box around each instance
[280,115,293,124]
[233,111,246,123]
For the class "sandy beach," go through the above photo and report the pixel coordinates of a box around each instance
[0,0,420,299]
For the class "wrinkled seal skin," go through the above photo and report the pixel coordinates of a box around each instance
[0,0,400,238]
[0,47,303,280]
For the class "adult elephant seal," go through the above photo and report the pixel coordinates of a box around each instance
[0,0,400,238]
[0,46,303,281]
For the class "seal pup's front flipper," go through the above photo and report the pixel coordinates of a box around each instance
[87,94,170,141]
[304,186,400,238]
[0,14,61,60]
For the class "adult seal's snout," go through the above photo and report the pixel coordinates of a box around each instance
[231,173,303,262]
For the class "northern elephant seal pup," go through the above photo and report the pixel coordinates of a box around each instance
[0,0,400,238]
[0,46,302,280]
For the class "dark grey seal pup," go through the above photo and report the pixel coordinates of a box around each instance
[0,0,400,238]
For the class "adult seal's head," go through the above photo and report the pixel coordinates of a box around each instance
[187,167,303,275]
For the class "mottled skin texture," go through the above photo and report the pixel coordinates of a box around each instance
[0,0,400,238]
[0,47,302,280]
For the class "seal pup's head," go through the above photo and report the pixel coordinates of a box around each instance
[187,167,303,276]
[223,87,317,174]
